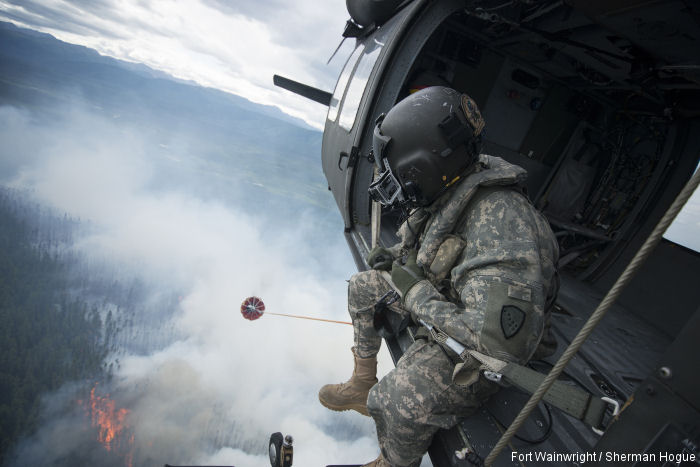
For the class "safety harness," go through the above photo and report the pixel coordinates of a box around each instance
[373,279,619,436]
[421,319,620,435]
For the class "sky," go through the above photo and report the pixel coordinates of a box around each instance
[0,0,354,129]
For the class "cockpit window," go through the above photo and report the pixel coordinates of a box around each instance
[328,44,365,123]
[338,27,392,131]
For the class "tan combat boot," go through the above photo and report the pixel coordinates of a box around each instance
[318,347,377,416]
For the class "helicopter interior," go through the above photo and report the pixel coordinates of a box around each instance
[350,5,700,326]
[326,2,700,463]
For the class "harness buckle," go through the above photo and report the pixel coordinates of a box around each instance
[483,370,503,384]
[592,397,621,436]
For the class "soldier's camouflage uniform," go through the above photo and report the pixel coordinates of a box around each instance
[347,155,559,467]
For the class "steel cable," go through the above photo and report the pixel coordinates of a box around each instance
[484,165,700,466]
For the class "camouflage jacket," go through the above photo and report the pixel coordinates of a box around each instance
[396,155,559,364]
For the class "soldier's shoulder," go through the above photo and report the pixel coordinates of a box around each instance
[471,185,530,207]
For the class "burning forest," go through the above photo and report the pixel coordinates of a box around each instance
[80,383,135,467]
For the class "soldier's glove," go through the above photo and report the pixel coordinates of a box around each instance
[367,246,393,271]
[391,250,426,299]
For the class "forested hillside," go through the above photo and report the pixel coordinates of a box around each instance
[0,189,111,464]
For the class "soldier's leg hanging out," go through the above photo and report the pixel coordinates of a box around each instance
[367,339,499,467]
[318,270,393,416]
[348,269,394,358]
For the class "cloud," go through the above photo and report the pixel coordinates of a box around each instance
[1,102,404,466]
[0,0,354,128]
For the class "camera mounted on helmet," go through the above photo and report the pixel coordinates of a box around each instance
[368,87,484,209]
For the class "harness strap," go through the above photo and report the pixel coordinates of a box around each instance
[422,322,616,432]
[468,349,618,433]
[378,277,616,434]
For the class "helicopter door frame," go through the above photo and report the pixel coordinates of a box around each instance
[341,0,468,268]
[322,0,430,242]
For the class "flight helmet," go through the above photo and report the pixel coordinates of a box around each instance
[368,86,485,208]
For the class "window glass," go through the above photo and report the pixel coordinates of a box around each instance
[664,165,700,252]
[338,28,392,131]
[327,45,364,122]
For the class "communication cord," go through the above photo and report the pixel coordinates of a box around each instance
[484,165,700,466]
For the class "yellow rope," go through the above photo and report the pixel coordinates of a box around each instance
[264,312,351,325]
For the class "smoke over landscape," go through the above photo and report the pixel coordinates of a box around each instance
[1,101,393,466]
[0,24,396,467]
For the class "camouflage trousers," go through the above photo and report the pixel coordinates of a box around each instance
[347,269,393,358]
[348,270,498,467]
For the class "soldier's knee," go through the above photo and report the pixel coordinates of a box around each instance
[348,270,387,309]
[366,383,382,417]
[367,376,415,426]
[348,272,362,299]
[348,269,381,293]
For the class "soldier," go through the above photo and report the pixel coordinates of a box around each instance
[318,87,559,467]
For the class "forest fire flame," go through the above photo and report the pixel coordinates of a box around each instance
[81,383,135,466]
[89,385,129,450]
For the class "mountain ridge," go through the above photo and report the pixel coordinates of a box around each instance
[0,20,317,131]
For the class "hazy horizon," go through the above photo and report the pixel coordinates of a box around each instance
[0,0,352,129]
